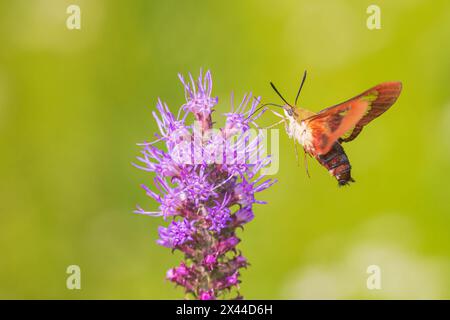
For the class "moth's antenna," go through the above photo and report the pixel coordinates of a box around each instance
[295,70,307,106]
[270,82,292,107]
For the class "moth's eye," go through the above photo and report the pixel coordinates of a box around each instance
[287,109,293,116]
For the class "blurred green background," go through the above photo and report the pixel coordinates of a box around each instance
[1,0,450,299]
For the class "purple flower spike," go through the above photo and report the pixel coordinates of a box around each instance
[135,70,275,299]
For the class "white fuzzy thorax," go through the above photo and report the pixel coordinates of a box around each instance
[283,109,314,153]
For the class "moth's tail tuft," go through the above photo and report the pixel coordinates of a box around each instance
[338,177,355,187]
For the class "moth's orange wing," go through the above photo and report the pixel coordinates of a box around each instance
[331,82,402,143]
[305,82,402,155]
[305,99,368,155]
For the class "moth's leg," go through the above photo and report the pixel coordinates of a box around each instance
[259,119,285,130]
[284,119,289,134]
[269,109,284,119]
[294,139,300,167]
[304,149,311,178]
[255,109,287,129]
[261,109,288,131]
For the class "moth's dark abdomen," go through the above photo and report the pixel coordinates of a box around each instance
[316,142,354,186]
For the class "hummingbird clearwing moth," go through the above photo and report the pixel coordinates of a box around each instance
[267,71,402,186]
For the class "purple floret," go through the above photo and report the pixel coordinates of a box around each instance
[134,70,275,299]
